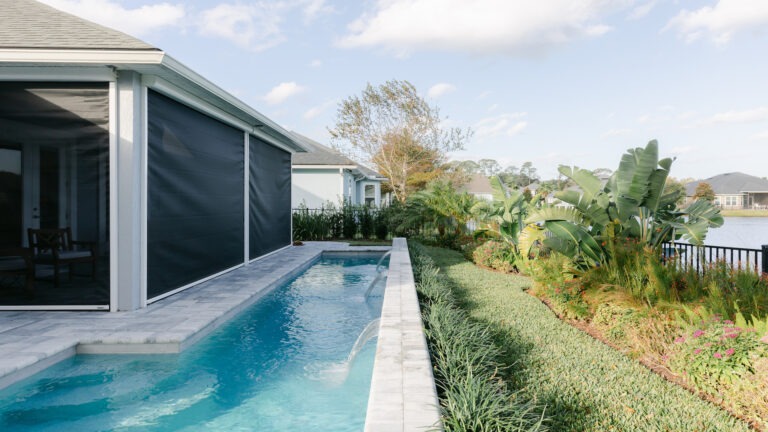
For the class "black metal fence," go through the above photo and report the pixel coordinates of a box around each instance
[662,242,768,274]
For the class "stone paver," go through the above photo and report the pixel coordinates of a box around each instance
[365,238,442,432]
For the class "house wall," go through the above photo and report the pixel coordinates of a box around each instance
[343,170,356,205]
[714,194,744,209]
[292,168,344,208]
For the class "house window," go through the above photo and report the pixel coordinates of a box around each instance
[364,184,375,207]
[724,196,740,207]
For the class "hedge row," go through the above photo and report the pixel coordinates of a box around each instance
[419,245,750,432]
[409,243,545,431]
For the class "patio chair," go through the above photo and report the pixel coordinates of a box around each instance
[0,248,34,291]
[27,228,97,286]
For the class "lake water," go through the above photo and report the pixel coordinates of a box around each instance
[704,217,768,250]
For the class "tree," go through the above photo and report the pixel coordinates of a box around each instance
[663,177,687,205]
[477,159,502,176]
[329,80,471,202]
[693,182,716,202]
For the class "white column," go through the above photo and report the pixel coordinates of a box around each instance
[115,71,145,311]
[374,182,381,207]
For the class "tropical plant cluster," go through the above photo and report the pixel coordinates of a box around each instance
[409,242,546,432]
[420,245,751,431]
[398,140,768,427]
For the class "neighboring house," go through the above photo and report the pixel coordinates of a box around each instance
[459,174,495,201]
[290,132,387,208]
[686,172,768,209]
[0,0,306,311]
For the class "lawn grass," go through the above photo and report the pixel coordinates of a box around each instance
[720,209,768,217]
[422,245,751,431]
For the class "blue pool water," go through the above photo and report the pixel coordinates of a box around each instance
[0,255,386,431]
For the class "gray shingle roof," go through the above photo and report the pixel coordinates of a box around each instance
[686,172,768,195]
[0,0,157,50]
[290,132,358,166]
[459,174,494,194]
[289,132,385,179]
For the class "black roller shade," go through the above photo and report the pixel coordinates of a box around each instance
[249,135,291,259]
[147,91,244,299]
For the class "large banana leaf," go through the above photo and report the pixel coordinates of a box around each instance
[615,140,659,221]
[558,166,603,202]
[554,189,611,228]
[544,220,604,265]
[686,198,724,228]
[489,175,508,201]
[644,157,673,212]
[519,223,545,258]
[668,199,723,246]
[526,206,585,225]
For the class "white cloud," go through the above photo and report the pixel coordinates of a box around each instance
[665,0,768,45]
[198,3,287,51]
[628,0,657,20]
[703,107,768,124]
[338,0,627,56]
[636,114,651,124]
[751,130,768,141]
[309,59,323,68]
[476,91,492,100]
[264,82,306,105]
[475,113,528,138]
[427,83,456,99]
[671,145,695,155]
[300,0,332,22]
[38,0,184,36]
[487,104,499,112]
[303,99,336,120]
[600,128,632,138]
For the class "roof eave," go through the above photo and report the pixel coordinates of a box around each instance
[0,49,307,154]
[0,47,164,64]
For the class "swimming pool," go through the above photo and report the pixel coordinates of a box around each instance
[0,254,386,431]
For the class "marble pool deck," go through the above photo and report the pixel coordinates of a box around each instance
[0,239,442,431]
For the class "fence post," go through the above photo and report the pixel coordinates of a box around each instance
[762,245,768,275]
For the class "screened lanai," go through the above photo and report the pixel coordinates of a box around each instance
[0,82,110,307]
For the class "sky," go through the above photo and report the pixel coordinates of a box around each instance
[37,0,768,180]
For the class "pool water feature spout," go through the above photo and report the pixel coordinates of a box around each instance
[376,251,391,273]
[308,318,381,384]
[364,271,387,299]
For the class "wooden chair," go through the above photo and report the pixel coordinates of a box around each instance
[27,228,97,286]
[0,248,34,291]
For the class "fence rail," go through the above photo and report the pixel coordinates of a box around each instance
[662,242,768,274]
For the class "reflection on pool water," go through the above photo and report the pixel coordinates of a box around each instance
[0,256,386,431]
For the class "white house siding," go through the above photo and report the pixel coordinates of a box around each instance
[343,170,356,205]
[292,168,345,208]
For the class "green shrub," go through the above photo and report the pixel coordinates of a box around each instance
[409,243,545,432]
[471,240,516,272]
[422,245,751,431]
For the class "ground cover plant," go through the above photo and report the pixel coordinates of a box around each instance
[409,243,545,431]
[524,240,768,427]
[421,245,750,431]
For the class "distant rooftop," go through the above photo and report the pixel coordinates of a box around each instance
[459,173,494,195]
[686,172,768,195]
[290,132,386,179]
[0,0,157,51]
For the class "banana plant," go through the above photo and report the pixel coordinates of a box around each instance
[526,140,723,267]
[471,176,541,244]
